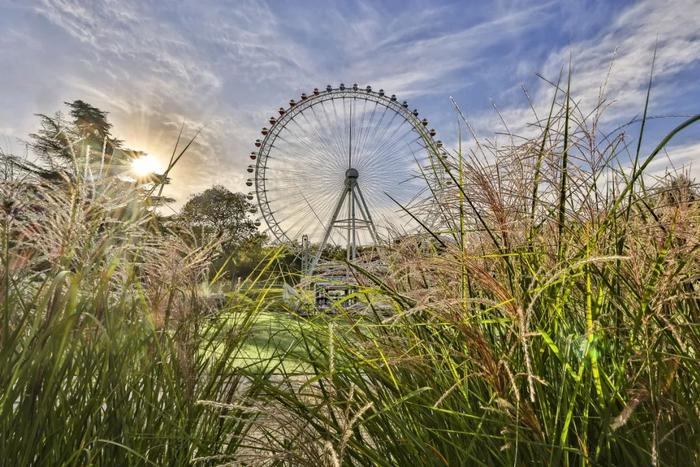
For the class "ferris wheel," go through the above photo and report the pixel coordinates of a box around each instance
[246,83,442,273]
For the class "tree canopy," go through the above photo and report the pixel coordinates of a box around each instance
[180,185,258,245]
[29,100,123,171]
[177,185,266,282]
[2,100,173,212]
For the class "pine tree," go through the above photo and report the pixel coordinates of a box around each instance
[3,100,172,211]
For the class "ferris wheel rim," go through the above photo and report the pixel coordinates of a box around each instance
[250,85,440,246]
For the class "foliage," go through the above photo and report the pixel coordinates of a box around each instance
[29,100,121,175]
[176,185,268,284]
[0,162,287,464]
[6,100,169,197]
[180,185,258,247]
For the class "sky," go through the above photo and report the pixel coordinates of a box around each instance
[1,0,699,212]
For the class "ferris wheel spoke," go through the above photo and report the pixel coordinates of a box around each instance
[264,173,342,190]
[288,111,343,164]
[262,188,319,203]
[268,148,344,173]
[284,117,332,164]
[266,185,341,204]
[330,98,348,166]
[367,133,424,171]
[269,151,342,179]
[271,202,322,229]
[263,170,342,189]
[307,188,341,218]
[279,212,320,241]
[364,146,418,183]
[277,206,327,233]
[318,99,347,166]
[292,203,337,246]
[274,199,337,229]
[265,193,337,216]
[344,97,350,168]
[357,150,406,182]
[266,177,340,197]
[297,108,342,164]
[361,106,399,164]
[359,101,390,161]
[283,198,346,244]
[357,189,383,218]
[363,117,412,164]
[340,99,351,167]
[363,140,414,172]
[270,180,339,213]
[353,97,370,159]
[273,131,332,167]
[354,97,375,167]
[309,103,346,159]
[288,109,344,166]
[356,98,383,164]
[269,140,319,162]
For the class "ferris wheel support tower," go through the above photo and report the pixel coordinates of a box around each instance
[310,167,379,274]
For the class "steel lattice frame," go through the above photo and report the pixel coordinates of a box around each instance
[249,85,443,249]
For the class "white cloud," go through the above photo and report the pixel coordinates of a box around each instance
[471,0,700,138]
[35,0,222,93]
[24,0,561,206]
[652,142,700,181]
[4,0,698,210]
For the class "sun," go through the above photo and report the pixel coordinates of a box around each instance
[130,154,162,177]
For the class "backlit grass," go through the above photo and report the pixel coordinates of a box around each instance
[1,75,699,466]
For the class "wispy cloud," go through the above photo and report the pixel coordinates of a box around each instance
[470,0,700,138]
[1,0,698,206]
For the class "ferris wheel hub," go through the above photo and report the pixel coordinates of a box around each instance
[345,167,359,180]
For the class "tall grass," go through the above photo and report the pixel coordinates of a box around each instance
[0,157,280,465]
[245,80,700,465]
[1,76,699,466]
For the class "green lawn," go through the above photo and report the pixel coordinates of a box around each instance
[206,309,312,374]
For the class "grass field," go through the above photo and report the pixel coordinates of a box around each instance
[218,310,308,373]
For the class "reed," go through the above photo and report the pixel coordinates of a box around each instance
[248,77,700,466]
[2,72,699,466]
[0,147,282,465]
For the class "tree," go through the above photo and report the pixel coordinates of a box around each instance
[17,99,174,191]
[68,100,117,145]
[28,100,125,176]
[180,185,258,247]
[2,100,173,211]
[178,185,264,282]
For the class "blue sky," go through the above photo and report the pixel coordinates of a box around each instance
[1,0,698,207]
